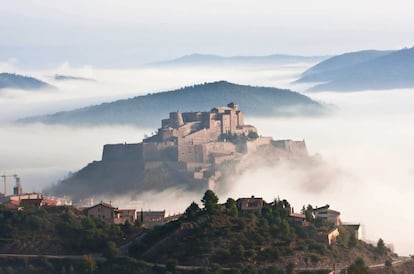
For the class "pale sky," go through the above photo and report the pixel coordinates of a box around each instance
[1,0,414,67]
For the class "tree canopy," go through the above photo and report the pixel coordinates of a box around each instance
[201,190,219,214]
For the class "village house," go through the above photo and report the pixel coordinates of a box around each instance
[139,210,168,224]
[343,224,362,240]
[327,228,340,245]
[288,212,308,226]
[84,202,116,222]
[20,197,59,208]
[314,204,341,225]
[84,202,137,224]
[114,209,137,224]
[236,196,264,214]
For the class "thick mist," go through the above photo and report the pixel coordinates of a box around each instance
[0,61,309,122]
[1,62,413,255]
[231,88,414,255]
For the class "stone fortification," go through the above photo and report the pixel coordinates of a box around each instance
[102,143,143,162]
[99,102,308,190]
[272,140,308,157]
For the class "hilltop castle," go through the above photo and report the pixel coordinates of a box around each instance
[101,103,308,190]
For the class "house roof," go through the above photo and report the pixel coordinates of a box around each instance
[329,209,340,215]
[86,201,116,211]
[314,204,340,215]
[141,210,166,216]
[115,209,136,215]
[289,212,306,219]
[343,224,360,230]
[237,197,263,202]
[314,204,330,211]
[116,209,136,212]
[20,198,43,207]
[2,199,20,208]
[42,198,58,206]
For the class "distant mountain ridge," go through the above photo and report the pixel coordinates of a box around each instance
[295,47,414,91]
[18,81,325,127]
[54,74,95,82]
[150,53,328,67]
[0,72,53,90]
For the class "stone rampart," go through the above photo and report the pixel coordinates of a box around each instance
[102,143,143,162]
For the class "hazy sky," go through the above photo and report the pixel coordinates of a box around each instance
[1,0,414,67]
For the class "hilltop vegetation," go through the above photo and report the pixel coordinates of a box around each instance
[0,205,139,255]
[128,191,396,273]
[18,81,325,127]
[0,192,407,274]
[0,72,53,90]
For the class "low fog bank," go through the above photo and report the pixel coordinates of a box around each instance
[227,88,414,255]
[0,61,313,122]
[0,123,151,193]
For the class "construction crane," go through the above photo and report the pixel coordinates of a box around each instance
[0,174,19,196]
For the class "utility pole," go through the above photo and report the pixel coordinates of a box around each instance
[0,174,19,196]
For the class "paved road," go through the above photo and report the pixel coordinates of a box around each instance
[368,257,413,268]
[1,252,410,273]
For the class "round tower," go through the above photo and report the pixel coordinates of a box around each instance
[169,110,184,128]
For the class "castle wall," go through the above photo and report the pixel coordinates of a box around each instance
[142,142,178,162]
[201,112,215,129]
[182,127,221,145]
[221,114,231,134]
[177,122,199,138]
[186,162,211,172]
[144,161,163,170]
[230,110,237,132]
[204,142,236,155]
[235,125,257,136]
[102,143,143,162]
[272,140,308,156]
[160,128,175,141]
[178,144,206,163]
[236,111,244,127]
[182,112,202,123]
[178,142,236,164]
[169,111,184,128]
[211,153,235,164]
[246,137,272,153]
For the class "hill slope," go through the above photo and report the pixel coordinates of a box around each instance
[295,48,414,91]
[0,72,53,90]
[18,81,325,127]
[296,50,393,83]
[149,53,328,67]
[129,194,396,272]
[54,74,95,81]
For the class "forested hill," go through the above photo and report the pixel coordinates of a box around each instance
[0,72,53,90]
[129,191,397,272]
[18,81,325,127]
